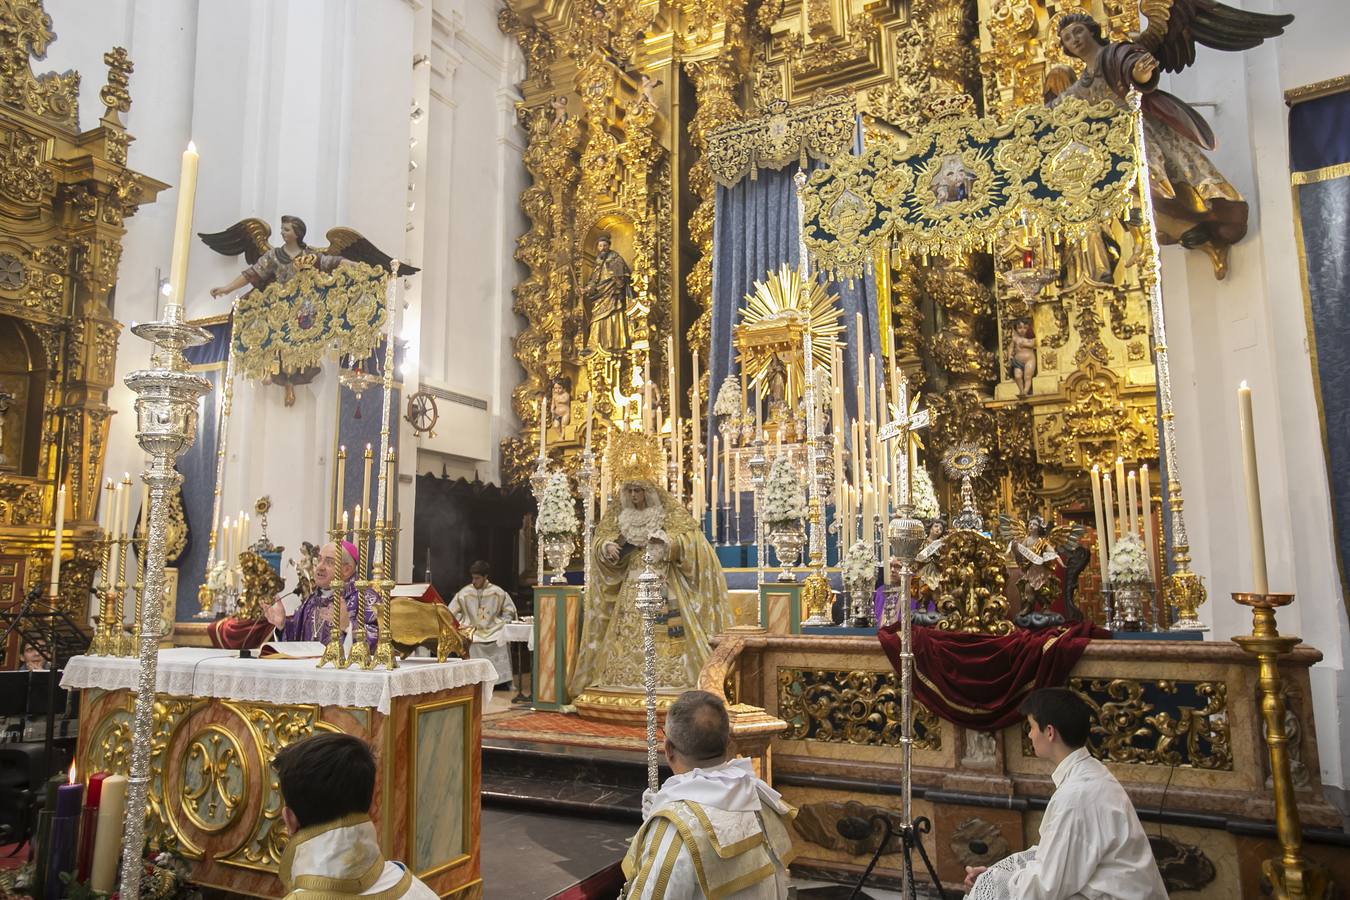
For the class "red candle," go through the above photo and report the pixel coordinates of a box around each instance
[76,772,107,883]
[1022,249,1035,268]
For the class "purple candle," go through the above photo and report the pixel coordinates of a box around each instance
[44,774,83,900]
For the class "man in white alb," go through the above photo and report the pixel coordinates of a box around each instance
[966,687,1167,900]
[622,690,794,899]
[448,560,516,689]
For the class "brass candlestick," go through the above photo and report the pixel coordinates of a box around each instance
[371,517,397,670]
[316,590,345,669]
[344,515,372,670]
[1231,592,1329,900]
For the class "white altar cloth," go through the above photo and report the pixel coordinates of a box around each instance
[503,621,534,650]
[62,648,499,713]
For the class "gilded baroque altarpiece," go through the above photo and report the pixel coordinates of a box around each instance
[499,0,1159,523]
[0,0,166,628]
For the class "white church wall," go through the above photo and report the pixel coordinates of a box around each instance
[1162,0,1350,807]
[414,0,526,488]
[44,0,418,592]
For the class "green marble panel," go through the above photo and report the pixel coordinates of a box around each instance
[413,701,467,873]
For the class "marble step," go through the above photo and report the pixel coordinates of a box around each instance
[481,738,671,822]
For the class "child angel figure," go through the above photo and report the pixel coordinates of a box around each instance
[1007,318,1037,396]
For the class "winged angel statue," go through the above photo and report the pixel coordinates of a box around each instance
[1046,0,1293,278]
[199,216,417,401]
[997,514,1085,629]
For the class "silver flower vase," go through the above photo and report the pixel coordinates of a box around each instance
[541,533,574,584]
[769,525,804,582]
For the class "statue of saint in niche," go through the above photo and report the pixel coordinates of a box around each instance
[1006,317,1037,397]
[582,233,633,357]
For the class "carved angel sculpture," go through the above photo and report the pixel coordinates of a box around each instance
[997,514,1085,627]
[201,214,417,298]
[1046,2,1293,278]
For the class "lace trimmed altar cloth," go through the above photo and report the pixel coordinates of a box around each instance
[61,647,498,713]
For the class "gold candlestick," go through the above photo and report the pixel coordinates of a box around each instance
[1231,592,1329,899]
[371,519,397,670]
[316,587,345,669]
[346,509,372,670]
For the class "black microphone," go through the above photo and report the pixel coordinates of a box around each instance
[836,814,893,900]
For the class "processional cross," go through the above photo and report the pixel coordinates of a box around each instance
[878,377,933,508]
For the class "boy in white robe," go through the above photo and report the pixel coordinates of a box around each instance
[274,733,436,900]
[448,560,517,688]
[966,687,1167,900]
[622,690,795,899]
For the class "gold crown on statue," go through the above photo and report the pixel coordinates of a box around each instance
[606,428,664,486]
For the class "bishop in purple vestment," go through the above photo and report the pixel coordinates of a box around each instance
[264,540,378,649]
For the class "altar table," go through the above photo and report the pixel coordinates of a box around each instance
[63,649,497,899]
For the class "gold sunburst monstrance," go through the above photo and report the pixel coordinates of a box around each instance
[733,264,844,411]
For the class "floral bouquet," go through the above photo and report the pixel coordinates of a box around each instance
[206,559,229,594]
[761,455,806,531]
[536,471,578,538]
[910,464,940,520]
[841,539,876,591]
[1108,533,1150,586]
[713,375,741,420]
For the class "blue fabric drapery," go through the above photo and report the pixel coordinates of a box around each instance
[1290,89,1350,603]
[705,137,883,475]
[173,320,232,621]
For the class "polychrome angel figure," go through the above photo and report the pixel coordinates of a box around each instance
[1046,1,1293,278]
[997,514,1084,628]
[203,215,414,297]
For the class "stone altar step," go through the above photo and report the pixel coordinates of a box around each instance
[481,737,671,823]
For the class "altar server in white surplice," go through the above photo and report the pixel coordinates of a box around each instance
[448,560,516,687]
[274,733,437,900]
[622,691,795,900]
[966,688,1167,900]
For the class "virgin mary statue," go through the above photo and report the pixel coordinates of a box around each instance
[569,429,730,722]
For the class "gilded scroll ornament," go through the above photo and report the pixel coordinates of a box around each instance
[703,93,857,188]
[0,128,56,204]
[931,529,1012,635]
[1036,359,1158,471]
[800,99,1137,279]
[181,725,246,833]
[1057,677,1233,770]
[0,0,79,127]
[777,667,941,750]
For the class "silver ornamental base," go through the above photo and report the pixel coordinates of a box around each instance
[1110,585,1149,631]
[847,584,875,628]
[888,505,925,893]
[118,305,212,900]
[635,549,664,792]
[769,527,803,581]
[541,533,573,584]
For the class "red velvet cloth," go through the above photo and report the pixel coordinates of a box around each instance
[877,620,1108,730]
[206,616,275,650]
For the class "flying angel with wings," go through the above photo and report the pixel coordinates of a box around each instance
[1045,0,1293,278]
[202,215,417,298]
[997,514,1085,624]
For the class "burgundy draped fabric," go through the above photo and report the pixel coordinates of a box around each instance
[206,616,274,650]
[877,621,1108,730]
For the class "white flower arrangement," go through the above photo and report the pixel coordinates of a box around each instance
[1108,533,1151,586]
[841,539,876,590]
[713,375,741,419]
[761,455,807,529]
[206,560,229,593]
[911,464,940,520]
[536,471,578,538]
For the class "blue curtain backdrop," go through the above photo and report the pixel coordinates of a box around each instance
[704,128,883,477]
[335,341,404,547]
[1290,88,1350,604]
[173,319,232,622]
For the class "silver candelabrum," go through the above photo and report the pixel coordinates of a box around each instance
[749,437,767,592]
[636,548,665,792]
[887,505,925,896]
[578,447,596,594]
[118,302,212,900]
[530,455,549,586]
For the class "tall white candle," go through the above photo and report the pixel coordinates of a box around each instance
[1102,472,1116,553]
[49,485,65,594]
[1140,463,1157,586]
[167,142,199,308]
[1090,465,1108,589]
[220,516,231,568]
[710,435,720,540]
[88,774,127,893]
[108,484,125,585]
[538,397,546,457]
[1238,381,1268,594]
[1114,456,1128,536]
[1126,470,1139,537]
[584,390,594,450]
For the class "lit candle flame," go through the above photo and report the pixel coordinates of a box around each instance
[68,760,77,784]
